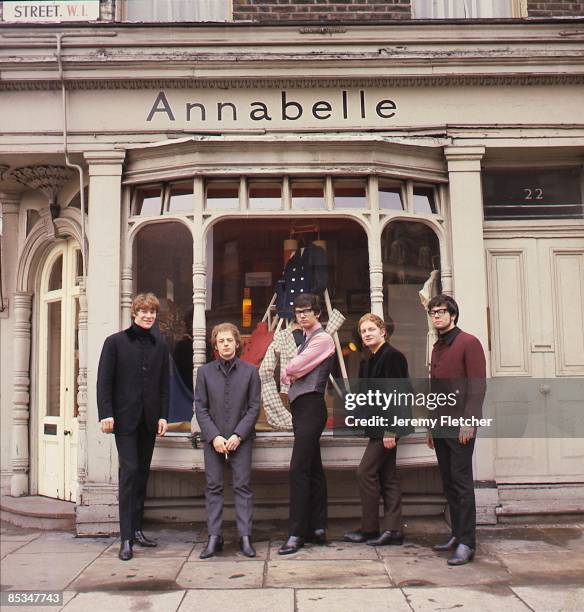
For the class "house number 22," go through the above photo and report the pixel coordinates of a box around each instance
[523,188,543,200]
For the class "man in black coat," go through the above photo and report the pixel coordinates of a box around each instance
[195,322,261,559]
[97,293,169,561]
[344,313,410,547]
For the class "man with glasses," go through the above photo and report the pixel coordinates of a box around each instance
[426,294,486,566]
[278,294,336,555]
[97,293,169,561]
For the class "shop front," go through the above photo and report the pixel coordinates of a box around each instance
[1,21,583,533]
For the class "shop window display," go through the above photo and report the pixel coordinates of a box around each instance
[208,217,369,431]
[382,220,441,379]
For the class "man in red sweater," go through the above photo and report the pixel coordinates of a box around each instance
[426,294,486,566]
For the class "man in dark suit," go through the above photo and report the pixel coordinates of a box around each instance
[344,313,410,547]
[195,322,261,559]
[97,293,169,561]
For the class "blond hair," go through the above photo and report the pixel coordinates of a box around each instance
[211,322,242,356]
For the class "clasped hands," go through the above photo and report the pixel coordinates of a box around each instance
[212,434,241,454]
[100,418,168,436]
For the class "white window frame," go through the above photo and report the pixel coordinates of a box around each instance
[118,0,232,23]
[412,0,527,19]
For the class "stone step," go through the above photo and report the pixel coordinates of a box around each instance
[0,495,75,531]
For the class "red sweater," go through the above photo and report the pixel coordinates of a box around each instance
[430,327,487,419]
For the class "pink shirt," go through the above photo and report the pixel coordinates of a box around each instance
[281,323,335,385]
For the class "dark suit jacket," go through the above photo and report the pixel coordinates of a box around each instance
[97,324,170,435]
[359,342,412,439]
[194,357,261,443]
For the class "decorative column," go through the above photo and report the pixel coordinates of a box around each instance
[367,176,384,318]
[75,278,88,500]
[77,150,125,535]
[444,146,489,348]
[191,177,206,431]
[0,192,27,497]
[11,292,33,496]
[444,145,495,520]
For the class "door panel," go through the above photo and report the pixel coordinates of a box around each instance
[486,236,584,482]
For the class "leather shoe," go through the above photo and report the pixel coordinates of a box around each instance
[133,529,157,547]
[240,536,256,558]
[433,536,458,552]
[366,530,404,546]
[118,539,133,561]
[447,543,475,566]
[199,535,224,559]
[307,528,327,545]
[343,530,380,544]
[278,536,305,555]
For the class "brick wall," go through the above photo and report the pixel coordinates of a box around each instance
[233,0,412,22]
[527,1,584,17]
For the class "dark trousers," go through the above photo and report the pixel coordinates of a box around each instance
[357,438,402,533]
[289,392,328,538]
[433,436,476,549]
[115,420,157,541]
[203,439,254,537]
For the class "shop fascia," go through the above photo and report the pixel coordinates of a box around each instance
[146,90,398,124]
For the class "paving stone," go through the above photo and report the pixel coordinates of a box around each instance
[15,533,113,554]
[1,540,30,558]
[498,551,584,584]
[269,541,378,560]
[176,560,265,589]
[179,588,294,611]
[375,542,434,558]
[296,588,411,611]
[189,540,270,561]
[511,586,584,612]
[265,560,391,589]
[385,551,512,588]
[1,553,98,591]
[403,585,530,611]
[62,590,185,612]
[68,556,185,591]
[0,531,41,542]
[480,537,565,556]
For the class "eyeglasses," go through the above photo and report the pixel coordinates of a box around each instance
[294,308,314,317]
[429,308,449,318]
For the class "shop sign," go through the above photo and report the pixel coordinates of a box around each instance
[2,0,99,22]
[146,90,398,126]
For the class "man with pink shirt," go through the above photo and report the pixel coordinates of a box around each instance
[278,294,336,555]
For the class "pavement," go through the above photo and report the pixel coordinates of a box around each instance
[1,517,583,611]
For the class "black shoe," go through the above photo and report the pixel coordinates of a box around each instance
[118,539,133,561]
[447,543,475,566]
[433,536,458,552]
[240,535,256,558]
[343,530,380,544]
[306,528,327,545]
[199,535,224,559]
[366,530,404,546]
[133,529,158,547]
[278,536,305,555]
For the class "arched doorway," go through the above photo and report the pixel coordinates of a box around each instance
[37,239,83,500]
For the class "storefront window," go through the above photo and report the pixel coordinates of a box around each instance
[379,181,403,211]
[209,217,369,430]
[291,179,325,210]
[248,180,282,210]
[134,222,194,353]
[206,180,240,210]
[333,179,367,209]
[168,182,194,213]
[413,186,437,214]
[382,220,441,379]
[134,184,163,216]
